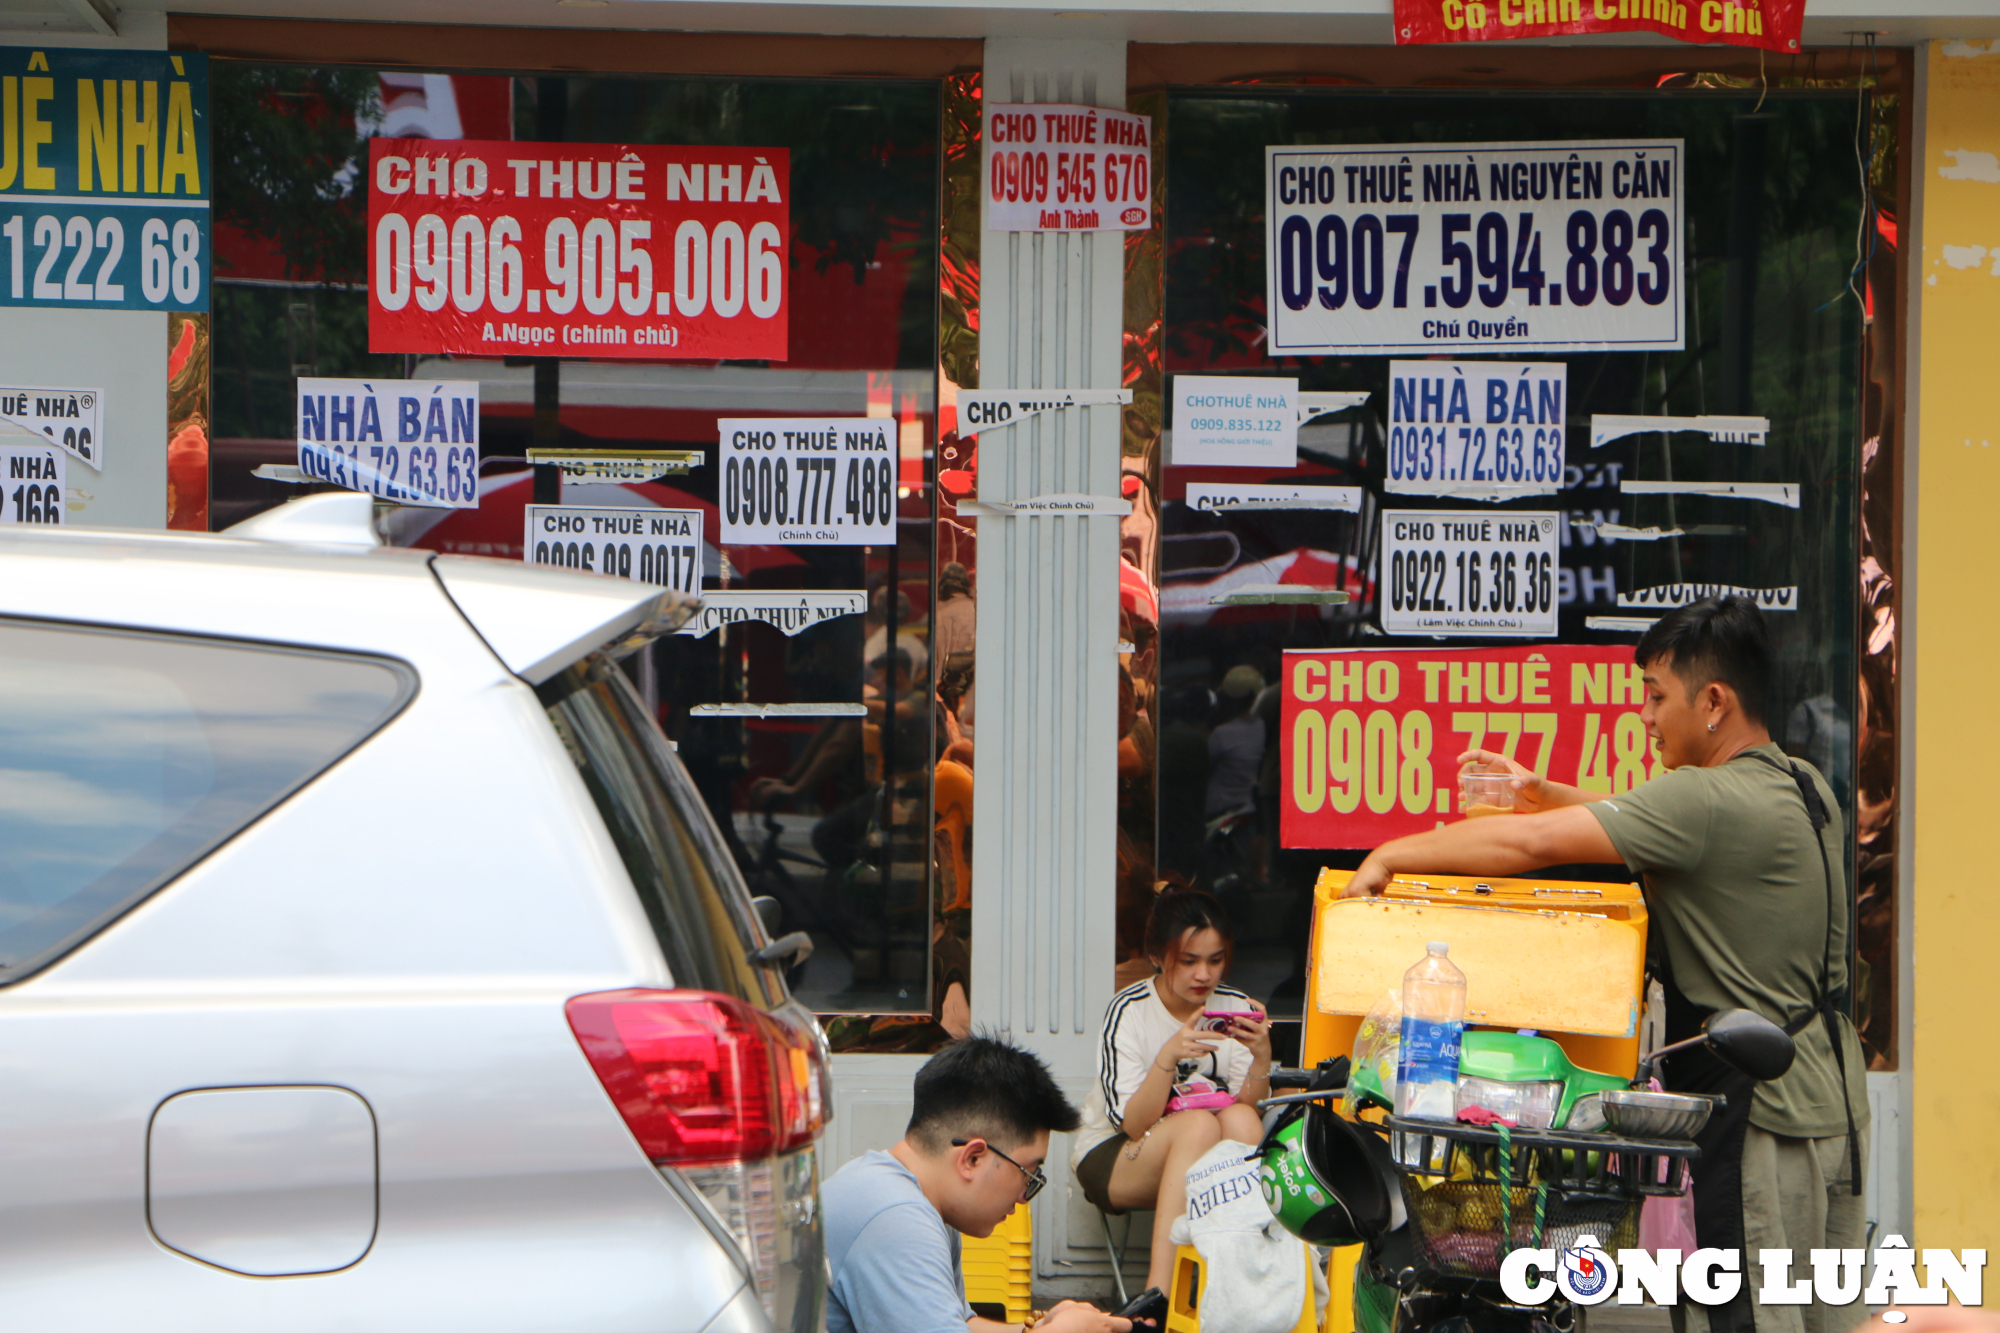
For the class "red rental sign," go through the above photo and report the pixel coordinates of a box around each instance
[1280,644,1669,850]
[1394,0,1802,55]
[984,103,1153,233]
[368,139,788,361]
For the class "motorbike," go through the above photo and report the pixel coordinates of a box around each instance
[1253,1009,1796,1333]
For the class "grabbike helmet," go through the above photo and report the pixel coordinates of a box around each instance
[1256,1101,1401,1247]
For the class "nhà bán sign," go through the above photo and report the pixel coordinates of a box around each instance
[1280,644,1663,849]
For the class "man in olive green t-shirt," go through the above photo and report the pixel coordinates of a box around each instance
[1348,596,1868,1333]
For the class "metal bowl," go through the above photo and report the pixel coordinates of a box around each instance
[1600,1089,1713,1140]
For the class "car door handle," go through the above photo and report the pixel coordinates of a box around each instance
[751,931,814,967]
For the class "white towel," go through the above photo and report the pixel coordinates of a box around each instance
[1166,1140,1322,1333]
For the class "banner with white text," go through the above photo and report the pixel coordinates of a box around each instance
[368,140,788,361]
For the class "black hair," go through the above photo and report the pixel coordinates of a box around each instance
[870,646,914,676]
[906,1033,1081,1152]
[1633,595,1775,724]
[1143,887,1234,970]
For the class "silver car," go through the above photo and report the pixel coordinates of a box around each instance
[0,498,826,1332]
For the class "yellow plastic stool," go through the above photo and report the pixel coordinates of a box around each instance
[1163,1243,1319,1333]
[960,1202,1033,1326]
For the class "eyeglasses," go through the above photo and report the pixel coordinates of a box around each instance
[951,1138,1047,1202]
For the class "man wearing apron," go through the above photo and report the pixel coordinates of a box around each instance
[1346,595,1869,1333]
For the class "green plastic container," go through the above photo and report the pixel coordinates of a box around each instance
[1458,1030,1627,1129]
[1346,1029,1625,1128]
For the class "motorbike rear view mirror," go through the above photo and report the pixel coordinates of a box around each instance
[1633,1007,1796,1087]
[1702,1008,1796,1081]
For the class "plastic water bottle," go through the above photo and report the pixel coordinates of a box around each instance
[1396,941,1467,1121]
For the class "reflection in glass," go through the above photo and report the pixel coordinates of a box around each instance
[210,69,942,1028]
[1153,89,1870,1022]
[0,622,412,983]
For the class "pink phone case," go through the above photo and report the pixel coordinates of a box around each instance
[1166,1090,1238,1113]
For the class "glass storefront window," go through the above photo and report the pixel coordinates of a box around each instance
[212,67,943,1034]
[1145,88,1869,1024]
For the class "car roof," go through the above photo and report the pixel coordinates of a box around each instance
[0,524,684,682]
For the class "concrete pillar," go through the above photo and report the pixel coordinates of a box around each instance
[971,37,1131,1295]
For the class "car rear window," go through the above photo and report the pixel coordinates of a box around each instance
[539,656,777,1006]
[0,620,415,984]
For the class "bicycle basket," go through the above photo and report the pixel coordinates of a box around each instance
[1384,1115,1691,1282]
[1400,1179,1639,1282]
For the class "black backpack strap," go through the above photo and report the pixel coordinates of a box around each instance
[1745,748,1863,1196]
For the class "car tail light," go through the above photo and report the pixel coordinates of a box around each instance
[566,988,827,1164]
[567,989,827,1328]
[763,1006,827,1152]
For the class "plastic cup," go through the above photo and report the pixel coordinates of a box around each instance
[1459,769,1518,818]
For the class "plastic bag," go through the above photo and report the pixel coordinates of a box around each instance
[1347,989,1402,1115]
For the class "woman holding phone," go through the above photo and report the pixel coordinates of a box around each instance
[1071,888,1273,1303]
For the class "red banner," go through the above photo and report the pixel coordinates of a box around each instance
[1393,0,1802,55]
[368,139,788,361]
[1280,644,1667,849]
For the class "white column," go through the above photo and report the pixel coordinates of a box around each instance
[971,38,1131,1297]
[971,37,1126,1063]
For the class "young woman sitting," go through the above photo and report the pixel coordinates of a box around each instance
[1071,888,1273,1300]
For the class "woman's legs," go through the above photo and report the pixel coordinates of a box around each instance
[1217,1101,1264,1145]
[1104,1111,1224,1293]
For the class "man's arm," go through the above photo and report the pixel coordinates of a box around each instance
[1456,748,1610,813]
[1345,804,1622,898]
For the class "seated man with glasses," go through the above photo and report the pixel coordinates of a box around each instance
[823,1034,1138,1333]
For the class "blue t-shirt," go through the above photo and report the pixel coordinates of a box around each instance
[823,1150,973,1333]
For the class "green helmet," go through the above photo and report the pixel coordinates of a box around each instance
[1256,1103,1399,1247]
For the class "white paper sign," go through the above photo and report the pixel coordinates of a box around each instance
[1620,479,1799,508]
[0,443,66,525]
[958,492,1130,517]
[297,379,481,509]
[526,450,700,483]
[1590,415,1768,448]
[678,590,869,638]
[1185,483,1362,513]
[1172,377,1299,468]
[718,418,895,546]
[956,389,1131,438]
[1381,509,1559,638]
[1387,361,1566,499]
[985,103,1153,232]
[0,386,102,470]
[1266,140,1684,356]
[523,505,702,595]
[1616,583,1799,613]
